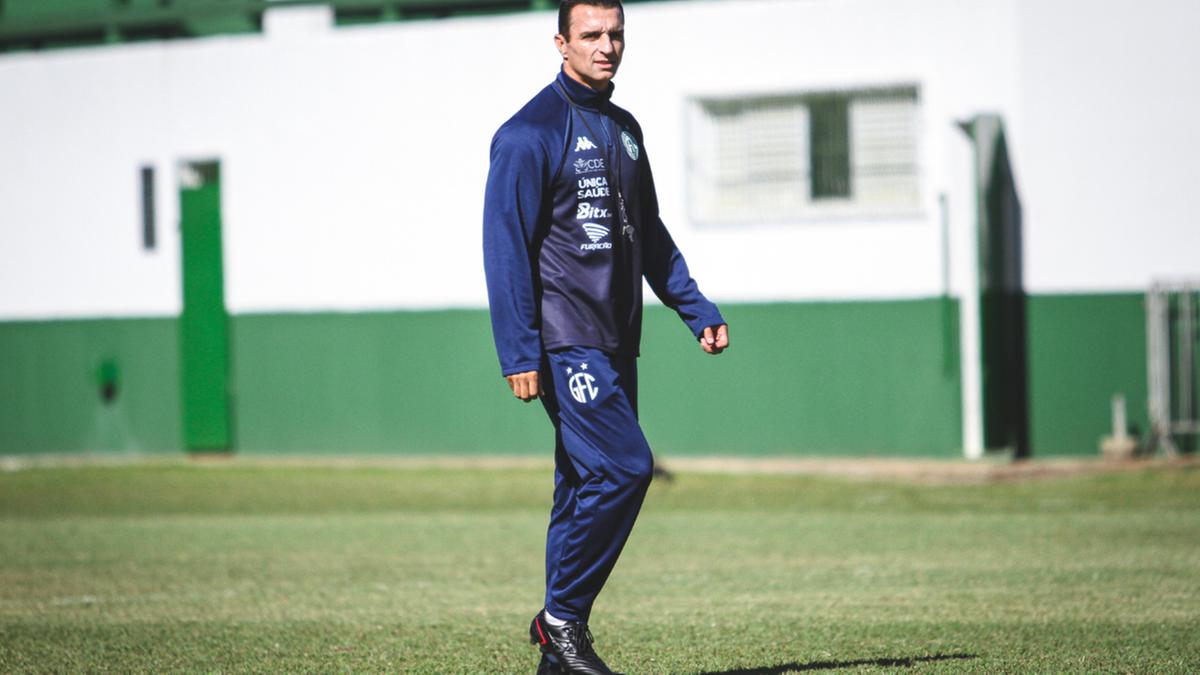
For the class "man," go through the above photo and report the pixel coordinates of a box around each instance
[482,1,729,672]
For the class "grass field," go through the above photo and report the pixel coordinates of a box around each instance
[1,459,1198,673]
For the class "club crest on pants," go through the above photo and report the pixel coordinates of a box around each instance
[565,363,598,403]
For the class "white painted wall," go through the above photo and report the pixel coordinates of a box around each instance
[0,0,1196,321]
[0,0,1011,318]
[0,46,178,318]
[1014,0,1200,293]
[628,0,1019,307]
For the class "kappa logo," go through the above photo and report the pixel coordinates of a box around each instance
[574,157,606,175]
[566,363,598,403]
[576,202,611,220]
[575,136,598,152]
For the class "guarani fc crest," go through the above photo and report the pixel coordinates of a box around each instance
[620,130,639,161]
[565,363,598,403]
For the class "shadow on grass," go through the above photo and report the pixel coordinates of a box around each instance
[697,652,977,674]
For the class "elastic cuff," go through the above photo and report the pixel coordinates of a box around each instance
[691,318,726,338]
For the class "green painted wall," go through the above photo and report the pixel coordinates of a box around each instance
[229,310,549,455]
[230,299,962,457]
[636,301,961,456]
[1026,293,1148,456]
[0,318,182,454]
[1,294,1158,458]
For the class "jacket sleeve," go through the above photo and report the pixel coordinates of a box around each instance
[483,126,549,376]
[638,145,725,337]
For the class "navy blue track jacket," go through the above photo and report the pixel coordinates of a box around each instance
[483,70,724,376]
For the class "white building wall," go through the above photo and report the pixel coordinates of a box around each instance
[1014,0,1200,293]
[0,0,1021,319]
[0,46,177,319]
[629,0,1019,306]
[0,0,1196,321]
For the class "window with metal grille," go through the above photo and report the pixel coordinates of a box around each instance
[687,86,920,223]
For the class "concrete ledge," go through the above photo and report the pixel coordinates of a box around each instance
[3,452,1196,485]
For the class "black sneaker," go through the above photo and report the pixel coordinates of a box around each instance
[529,610,616,675]
[536,653,562,675]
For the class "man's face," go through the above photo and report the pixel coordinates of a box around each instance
[555,5,625,91]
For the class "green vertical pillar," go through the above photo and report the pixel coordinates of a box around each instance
[179,160,232,452]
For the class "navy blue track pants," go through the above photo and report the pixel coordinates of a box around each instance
[539,346,654,622]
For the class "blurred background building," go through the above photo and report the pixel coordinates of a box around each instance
[1,0,1197,459]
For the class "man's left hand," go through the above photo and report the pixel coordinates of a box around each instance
[699,324,730,355]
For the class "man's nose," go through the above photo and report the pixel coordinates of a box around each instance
[598,33,614,52]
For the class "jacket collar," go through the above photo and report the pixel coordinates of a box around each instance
[555,68,614,111]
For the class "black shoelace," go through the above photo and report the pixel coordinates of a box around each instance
[561,622,597,656]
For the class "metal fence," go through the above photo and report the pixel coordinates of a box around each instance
[1146,280,1200,455]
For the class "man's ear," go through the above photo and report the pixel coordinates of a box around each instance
[554,33,567,58]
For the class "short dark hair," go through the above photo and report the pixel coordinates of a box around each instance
[558,0,624,40]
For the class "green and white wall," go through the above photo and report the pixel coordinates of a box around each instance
[2,0,1196,458]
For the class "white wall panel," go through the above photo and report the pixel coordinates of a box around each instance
[0,48,179,319]
[621,0,1019,303]
[3,0,1194,318]
[1015,0,1200,292]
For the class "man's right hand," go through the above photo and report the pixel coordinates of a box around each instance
[506,371,541,402]
[699,324,730,355]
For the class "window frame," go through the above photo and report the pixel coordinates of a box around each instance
[685,84,923,226]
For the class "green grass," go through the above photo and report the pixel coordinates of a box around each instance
[1,461,1198,673]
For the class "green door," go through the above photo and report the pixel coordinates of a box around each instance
[179,160,232,452]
